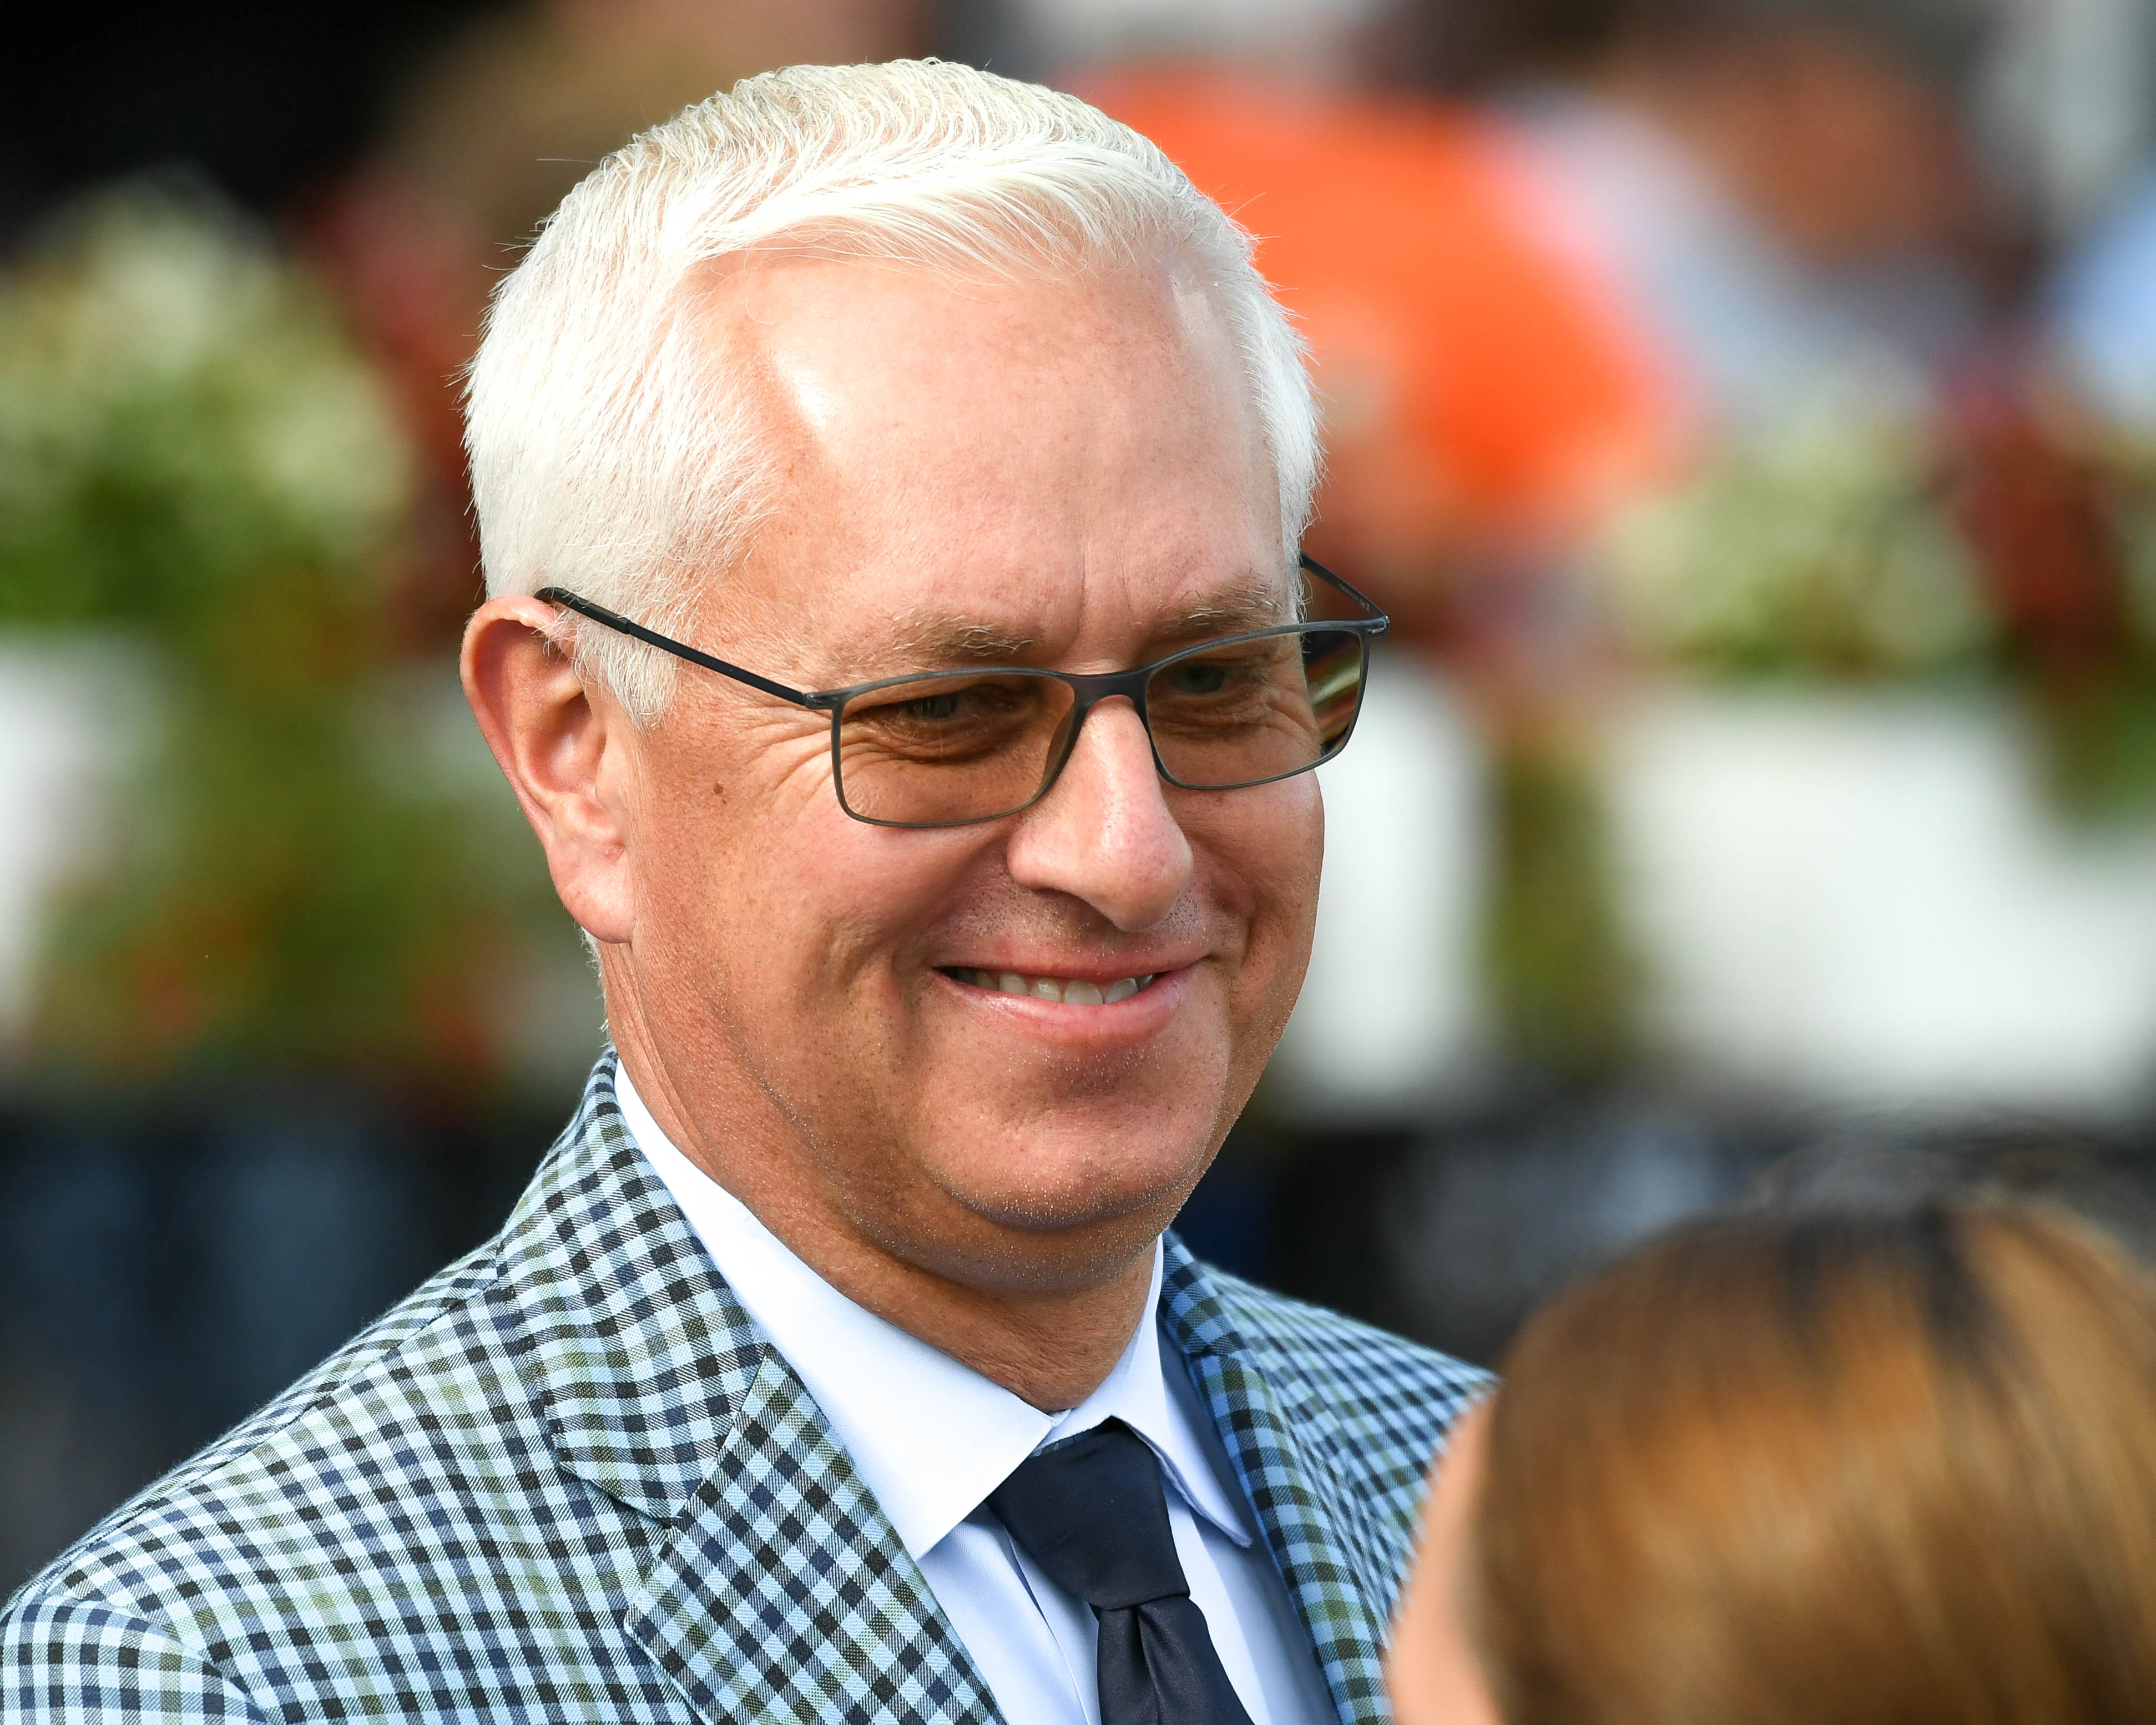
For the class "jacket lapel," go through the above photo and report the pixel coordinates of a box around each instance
[1159,1239,1398,1725]
[502,1057,1002,1725]
[626,1349,1003,1725]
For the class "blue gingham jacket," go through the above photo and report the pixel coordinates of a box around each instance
[3,1055,1487,1723]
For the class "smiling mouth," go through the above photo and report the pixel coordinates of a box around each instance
[942,967,1162,1005]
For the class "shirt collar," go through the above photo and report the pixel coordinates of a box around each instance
[617,1065,1250,1558]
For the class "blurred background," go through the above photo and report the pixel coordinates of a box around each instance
[8,0,2156,1590]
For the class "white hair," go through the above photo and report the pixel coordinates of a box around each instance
[464,58,1319,725]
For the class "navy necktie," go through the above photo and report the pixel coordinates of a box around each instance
[987,1419,1258,1725]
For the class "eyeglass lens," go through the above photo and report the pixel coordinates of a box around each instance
[832,626,1368,827]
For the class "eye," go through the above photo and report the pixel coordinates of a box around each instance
[856,680,1022,729]
[1164,658,1231,695]
[841,676,1050,761]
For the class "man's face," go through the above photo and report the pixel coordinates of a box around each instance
[609,253,1320,1293]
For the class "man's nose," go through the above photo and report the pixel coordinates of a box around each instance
[1004,697,1194,931]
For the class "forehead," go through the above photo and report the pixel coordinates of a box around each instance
[698,252,1287,671]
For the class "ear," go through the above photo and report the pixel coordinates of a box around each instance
[461,594,638,945]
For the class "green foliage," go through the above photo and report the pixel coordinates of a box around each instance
[1480,742,1640,1082]
[1604,379,1988,682]
[1600,376,2156,827]
[0,184,564,1088]
[0,187,409,632]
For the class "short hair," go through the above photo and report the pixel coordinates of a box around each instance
[464,59,1319,725]
[1470,1196,2156,1725]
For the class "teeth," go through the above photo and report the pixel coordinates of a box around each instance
[950,969,1159,1004]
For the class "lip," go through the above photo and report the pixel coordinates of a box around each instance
[930,947,1208,988]
[930,961,1199,1048]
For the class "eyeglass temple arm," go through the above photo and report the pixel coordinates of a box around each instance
[537,556,1382,703]
[533,588,824,708]
[1299,554,1390,631]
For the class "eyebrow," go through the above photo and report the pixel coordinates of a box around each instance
[865,579,1292,676]
[1158,586,1293,638]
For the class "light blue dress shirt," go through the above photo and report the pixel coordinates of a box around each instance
[618,1068,1336,1725]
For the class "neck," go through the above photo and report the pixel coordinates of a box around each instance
[608,1003,1160,1413]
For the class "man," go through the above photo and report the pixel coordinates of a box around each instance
[3,62,1484,1724]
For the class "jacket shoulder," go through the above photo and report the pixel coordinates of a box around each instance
[0,1060,733,1723]
[1202,1267,1492,1504]
[2,1593,280,1723]
[4,1235,514,1622]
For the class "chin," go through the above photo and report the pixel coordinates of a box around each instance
[849,1108,1230,1296]
[929,1115,1219,1238]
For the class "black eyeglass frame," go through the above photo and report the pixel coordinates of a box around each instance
[536,553,1389,829]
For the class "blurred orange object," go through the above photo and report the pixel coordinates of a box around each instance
[1087,72,1678,612]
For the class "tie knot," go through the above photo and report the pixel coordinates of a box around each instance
[987,1419,1190,1611]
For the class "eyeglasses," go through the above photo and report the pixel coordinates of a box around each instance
[536,554,1388,829]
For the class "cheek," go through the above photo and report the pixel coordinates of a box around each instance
[1192,777,1324,976]
[675,776,985,1006]
[628,724,849,981]
[788,828,986,995]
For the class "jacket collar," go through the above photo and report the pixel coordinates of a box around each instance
[501,1055,1390,1725]
[500,1057,1000,1725]
[1161,1240,1400,1725]
[497,1053,760,1520]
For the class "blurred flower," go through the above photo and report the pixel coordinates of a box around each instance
[0,182,410,630]
[1602,366,1989,680]
[1598,350,2156,823]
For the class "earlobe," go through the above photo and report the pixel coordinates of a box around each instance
[461,595,638,944]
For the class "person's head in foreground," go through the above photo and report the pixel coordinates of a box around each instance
[1390,1191,2156,1725]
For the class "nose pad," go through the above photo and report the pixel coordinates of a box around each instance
[1038,693,1158,806]
[1037,697,1086,801]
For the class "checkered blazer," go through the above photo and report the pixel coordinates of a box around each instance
[3,1055,1488,1723]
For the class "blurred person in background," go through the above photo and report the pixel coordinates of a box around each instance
[3,61,1486,1724]
[1479,0,2005,437]
[2051,157,2156,437]
[1471,0,2154,739]
[1387,1180,2156,1725]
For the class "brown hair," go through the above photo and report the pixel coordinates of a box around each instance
[1472,1199,2156,1725]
